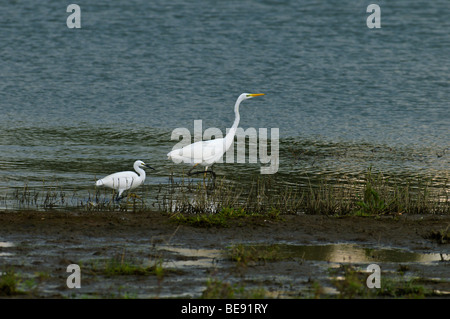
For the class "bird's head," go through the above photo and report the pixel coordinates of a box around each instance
[241,93,265,100]
[234,93,265,111]
[135,160,155,170]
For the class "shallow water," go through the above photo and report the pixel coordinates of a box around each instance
[0,0,449,205]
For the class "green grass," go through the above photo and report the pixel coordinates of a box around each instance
[6,167,449,216]
[166,168,448,217]
[374,278,430,298]
[225,244,285,267]
[329,265,435,299]
[0,269,31,297]
[87,255,170,279]
[102,259,160,276]
[0,269,22,296]
[8,181,150,213]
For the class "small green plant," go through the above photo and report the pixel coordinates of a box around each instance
[311,281,325,299]
[330,265,432,299]
[226,244,283,267]
[373,277,429,298]
[88,254,168,278]
[331,265,367,298]
[34,271,51,281]
[103,259,155,276]
[426,224,450,244]
[354,169,388,216]
[0,269,23,296]
[355,184,386,216]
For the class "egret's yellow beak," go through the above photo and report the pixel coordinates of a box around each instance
[248,93,265,97]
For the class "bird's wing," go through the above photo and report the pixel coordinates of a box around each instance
[201,138,226,161]
[168,139,226,164]
[168,142,202,162]
[99,172,139,190]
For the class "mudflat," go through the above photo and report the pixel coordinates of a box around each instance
[0,210,449,298]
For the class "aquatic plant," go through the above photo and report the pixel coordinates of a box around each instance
[4,168,448,216]
[160,168,448,219]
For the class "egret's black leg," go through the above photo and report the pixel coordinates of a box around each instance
[188,163,200,176]
[188,170,216,178]
[188,165,216,178]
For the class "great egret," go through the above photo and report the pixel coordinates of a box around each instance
[95,160,155,200]
[167,93,265,177]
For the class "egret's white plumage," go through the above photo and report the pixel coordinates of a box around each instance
[95,160,154,199]
[167,93,264,174]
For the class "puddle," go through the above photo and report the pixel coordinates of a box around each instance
[156,245,223,269]
[152,243,447,271]
[233,243,448,264]
[0,241,14,248]
[0,242,15,257]
[289,243,446,263]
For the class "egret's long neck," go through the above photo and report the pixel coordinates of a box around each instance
[225,97,243,149]
[135,166,146,180]
[231,98,241,132]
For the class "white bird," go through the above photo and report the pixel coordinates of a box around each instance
[95,160,155,200]
[167,93,265,177]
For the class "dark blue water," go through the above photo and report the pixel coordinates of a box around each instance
[0,1,449,205]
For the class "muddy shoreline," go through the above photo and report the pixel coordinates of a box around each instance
[1,210,449,298]
[1,210,448,249]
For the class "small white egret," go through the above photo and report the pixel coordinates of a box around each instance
[167,93,265,177]
[95,160,155,200]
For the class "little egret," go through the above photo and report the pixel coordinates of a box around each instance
[95,160,155,200]
[167,93,265,177]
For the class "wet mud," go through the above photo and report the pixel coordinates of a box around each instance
[0,210,449,298]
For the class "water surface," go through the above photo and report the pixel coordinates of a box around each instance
[1,0,448,206]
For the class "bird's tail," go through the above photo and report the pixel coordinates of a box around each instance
[95,179,104,186]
